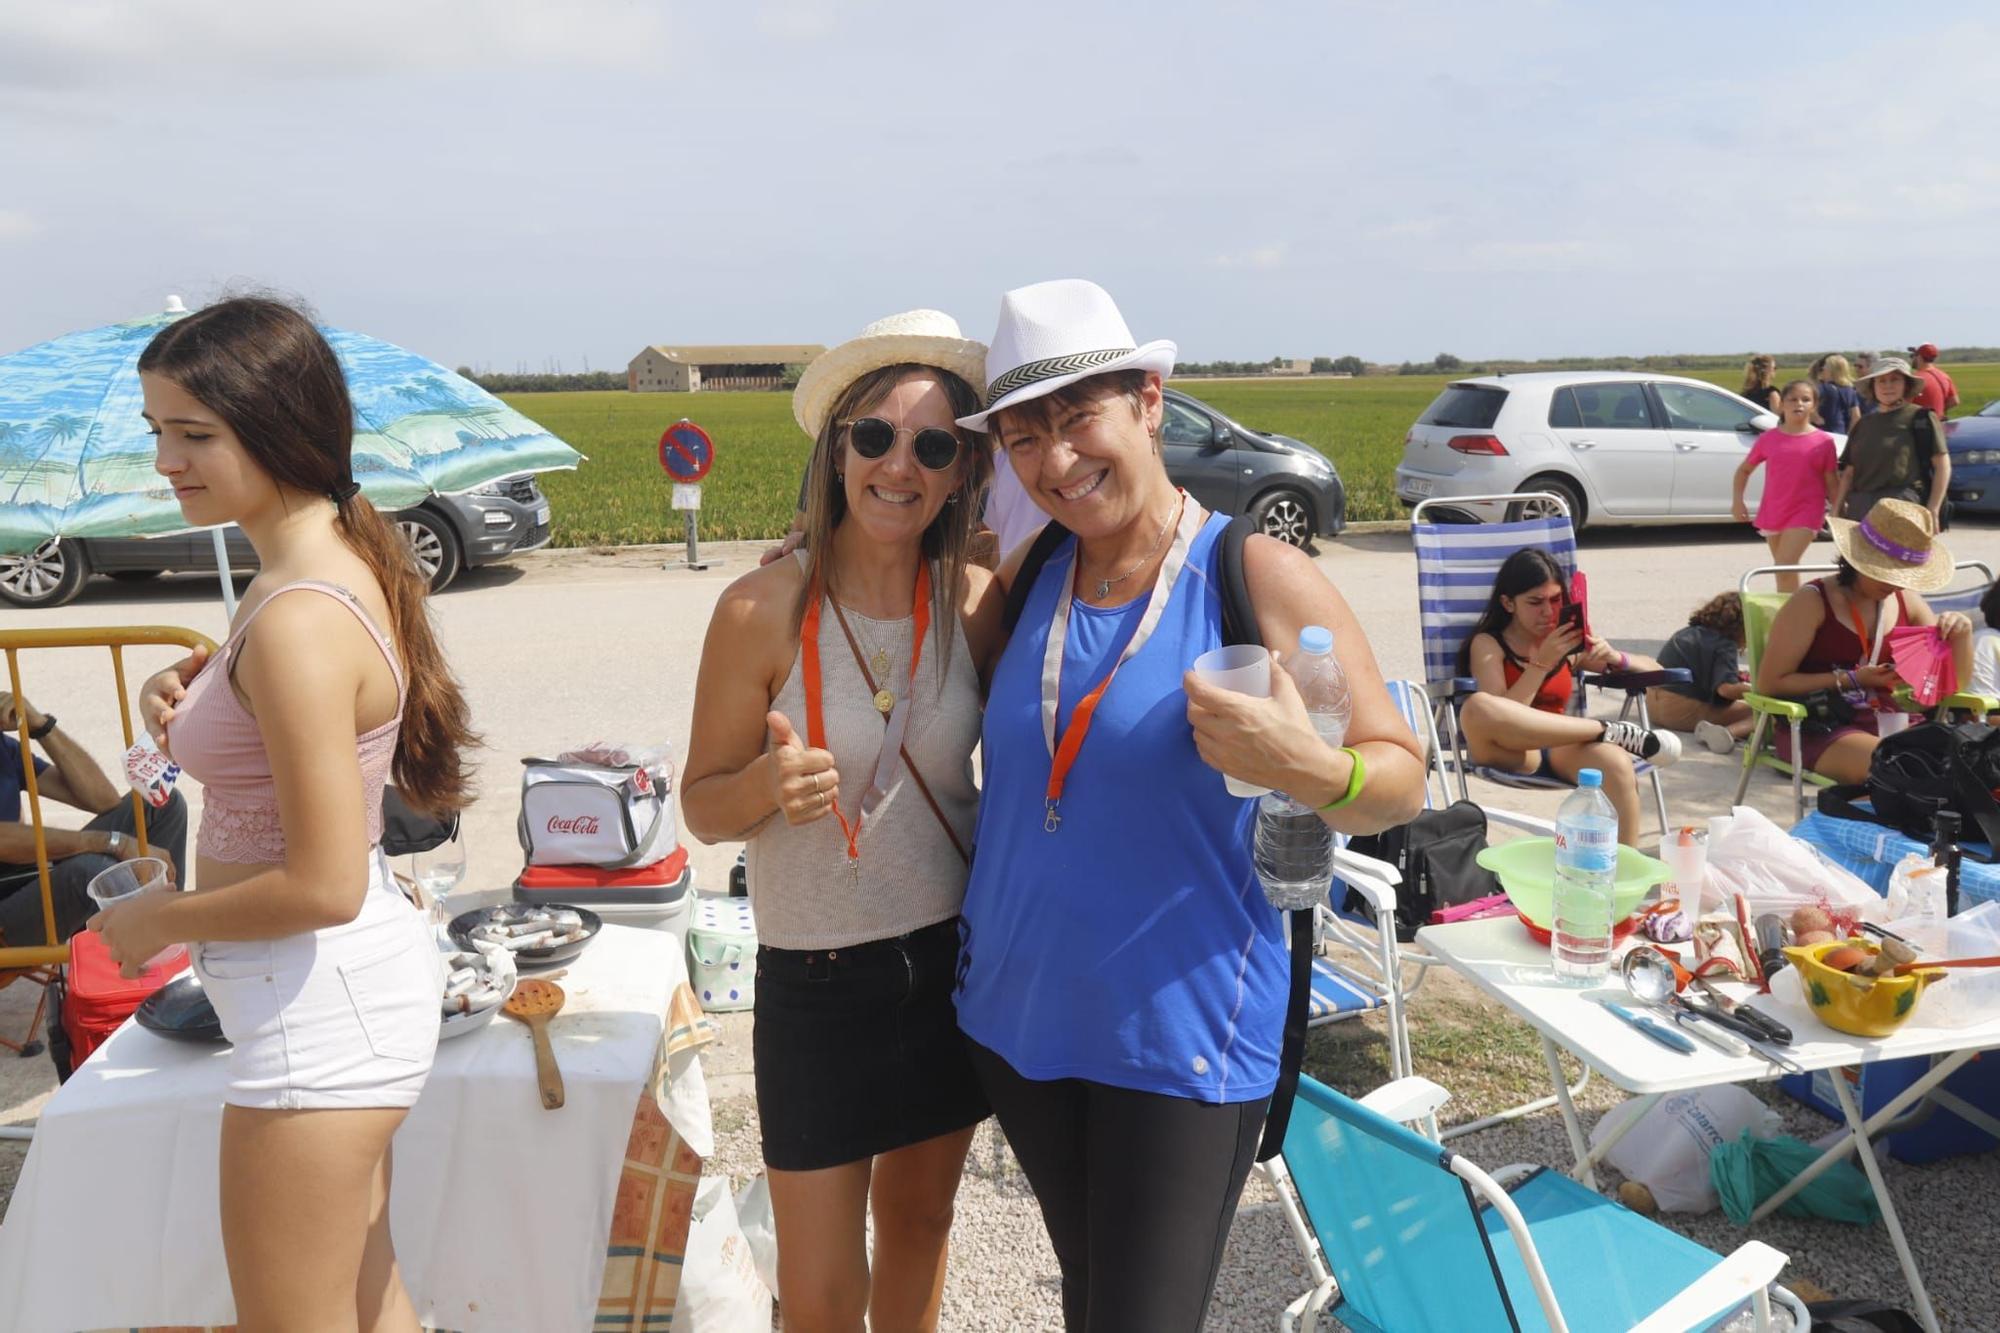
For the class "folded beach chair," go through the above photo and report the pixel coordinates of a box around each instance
[1413,495,1685,840]
[1735,560,1998,821]
[1265,1073,1809,1333]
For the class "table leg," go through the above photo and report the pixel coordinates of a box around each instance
[1829,1074,1942,1333]
[1543,1036,1597,1189]
[1750,1050,1977,1223]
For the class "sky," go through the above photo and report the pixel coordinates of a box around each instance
[3,1,1997,370]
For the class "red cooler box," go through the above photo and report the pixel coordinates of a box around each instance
[50,930,190,1080]
[513,846,693,932]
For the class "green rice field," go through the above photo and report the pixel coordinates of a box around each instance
[505,364,2000,545]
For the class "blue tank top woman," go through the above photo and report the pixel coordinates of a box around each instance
[956,511,1288,1103]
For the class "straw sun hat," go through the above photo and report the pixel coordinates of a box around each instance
[1828,498,1955,593]
[791,309,987,439]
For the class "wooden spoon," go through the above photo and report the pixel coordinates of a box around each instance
[502,979,567,1109]
[1893,955,2000,976]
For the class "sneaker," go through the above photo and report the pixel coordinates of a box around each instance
[1694,720,1736,755]
[1600,720,1681,766]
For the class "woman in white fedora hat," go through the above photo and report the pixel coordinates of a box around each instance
[683,309,1000,1331]
[951,278,1425,1328]
[1755,497,1973,785]
[1831,355,1951,523]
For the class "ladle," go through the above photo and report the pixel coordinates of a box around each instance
[1624,948,1803,1072]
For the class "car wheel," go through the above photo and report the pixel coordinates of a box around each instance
[397,509,463,592]
[107,569,164,582]
[0,538,90,608]
[1507,477,1586,527]
[1250,488,1315,548]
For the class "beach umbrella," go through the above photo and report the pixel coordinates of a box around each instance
[0,296,584,613]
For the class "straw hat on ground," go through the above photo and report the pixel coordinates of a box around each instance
[792,309,987,439]
[956,279,1176,431]
[1828,497,1955,593]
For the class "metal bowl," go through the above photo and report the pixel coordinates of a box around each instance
[134,975,227,1044]
[448,904,602,970]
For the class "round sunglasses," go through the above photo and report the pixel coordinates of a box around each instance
[842,417,961,472]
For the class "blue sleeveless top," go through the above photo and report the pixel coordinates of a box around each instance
[956,512,1287,1102]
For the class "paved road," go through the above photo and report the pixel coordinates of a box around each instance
[12,520,2000,905]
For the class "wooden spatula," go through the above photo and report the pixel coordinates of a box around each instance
[503,979,566,1109]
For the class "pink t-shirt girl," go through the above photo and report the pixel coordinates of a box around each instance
[1746,428,1837,532]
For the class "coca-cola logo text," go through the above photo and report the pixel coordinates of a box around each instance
[546,814,602,835]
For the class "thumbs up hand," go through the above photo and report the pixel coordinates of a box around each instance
[767,710,840,824]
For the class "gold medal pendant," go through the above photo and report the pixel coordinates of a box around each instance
[869,649,891,677]
[874,689,895,715]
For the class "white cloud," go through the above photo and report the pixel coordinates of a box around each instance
[0,210,41,242]
[1212,243,1287,271]
[0,2,674,83]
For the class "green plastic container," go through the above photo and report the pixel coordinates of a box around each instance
[1475,837,1669,930]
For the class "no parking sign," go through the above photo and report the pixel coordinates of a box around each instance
[659,418,716,568]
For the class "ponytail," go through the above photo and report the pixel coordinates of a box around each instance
[335,494,478,814]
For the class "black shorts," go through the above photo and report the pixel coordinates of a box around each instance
[752,916,989,1172]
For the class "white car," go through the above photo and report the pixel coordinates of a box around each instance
[1395,372,1811,528]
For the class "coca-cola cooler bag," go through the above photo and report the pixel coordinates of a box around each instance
[50,928,190,1081]
[515,847,693,932]
[519,752,677,868]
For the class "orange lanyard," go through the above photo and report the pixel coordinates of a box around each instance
[801,563,930,875]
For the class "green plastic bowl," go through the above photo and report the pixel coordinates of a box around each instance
[1475,837,1669,930]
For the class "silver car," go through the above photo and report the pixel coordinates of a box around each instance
[1395,372,1788,528]
[0,475,553,608]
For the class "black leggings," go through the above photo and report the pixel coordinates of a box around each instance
[967,1038,1267,1332]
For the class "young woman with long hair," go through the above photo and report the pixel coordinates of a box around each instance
[1454,548,1678,846]
[1815,354,1863,434]
[90,297,475,1328]
[682,311,1000,1332]
[1740,354,1780,413]
[1732,379,1838,593]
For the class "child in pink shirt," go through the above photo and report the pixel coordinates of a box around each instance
[1732,379,1838,592]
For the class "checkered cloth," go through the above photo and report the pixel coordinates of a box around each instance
[1792,812,2000,906]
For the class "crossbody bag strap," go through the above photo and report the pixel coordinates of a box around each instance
[826,599,972,866]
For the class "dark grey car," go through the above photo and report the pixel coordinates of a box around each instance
[1161,388,1345,547]
[0,475,553,608]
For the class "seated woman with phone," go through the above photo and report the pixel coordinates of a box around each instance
[1456,548,1679,845]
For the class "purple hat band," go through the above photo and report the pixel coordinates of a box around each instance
[1859,518,1930,565]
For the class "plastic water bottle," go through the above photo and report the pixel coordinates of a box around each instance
[1551,769,1619,984]
[1254,626,1353,911]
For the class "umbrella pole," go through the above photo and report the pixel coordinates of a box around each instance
[210,529,238,622]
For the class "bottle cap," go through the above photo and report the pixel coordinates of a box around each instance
[1297,625,1332,655]
[1577,768,1602,788]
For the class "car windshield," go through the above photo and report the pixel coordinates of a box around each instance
[1980,400,2000,418]
[1417,385,1506,429]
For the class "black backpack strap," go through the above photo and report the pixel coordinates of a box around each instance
[1000,521,1074,635]
[1216,514,1259,648]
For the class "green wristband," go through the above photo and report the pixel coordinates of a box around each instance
[1318,746,1366,811]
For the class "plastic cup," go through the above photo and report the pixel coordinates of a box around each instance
[1191,644,1274,797]
[1876,709,1912,739]
[1657,826,1712,914]
[85,857,185,970]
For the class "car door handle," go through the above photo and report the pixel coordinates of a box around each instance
[1674,442,1699,452]
[1243,468,1254,475]
[1570,438,1596,450]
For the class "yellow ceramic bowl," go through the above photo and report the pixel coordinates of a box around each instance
[1784,939,1946,1038]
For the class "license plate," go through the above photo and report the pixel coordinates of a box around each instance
[1403,478,1434,497]
[533,504,551,526]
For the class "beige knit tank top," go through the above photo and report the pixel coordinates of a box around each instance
[746,556,982,950]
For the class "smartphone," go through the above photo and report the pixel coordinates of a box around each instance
[1564,571,1592,640]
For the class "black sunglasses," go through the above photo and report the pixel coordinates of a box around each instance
[843,417,961,472]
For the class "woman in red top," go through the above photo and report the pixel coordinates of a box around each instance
[1456,549,1678,845]
[1757,498,1973,784]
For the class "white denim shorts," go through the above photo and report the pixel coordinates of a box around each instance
[192,851,443,1110]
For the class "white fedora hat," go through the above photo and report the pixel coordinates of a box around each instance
[792,309,988,439]
[956,279,1177,431]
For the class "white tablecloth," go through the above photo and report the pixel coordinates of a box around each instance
[0,923,711,1333]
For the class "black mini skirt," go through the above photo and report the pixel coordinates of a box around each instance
[752,916,989,1172]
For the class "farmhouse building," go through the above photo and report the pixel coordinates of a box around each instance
[1265,359,1313,376]
[627,344,826,392]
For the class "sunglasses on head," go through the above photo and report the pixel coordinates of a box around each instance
[843,417,961,472]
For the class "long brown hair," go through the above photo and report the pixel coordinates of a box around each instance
[1740,354,1777,397]
[138,298,476,813]
[794,364,990,682]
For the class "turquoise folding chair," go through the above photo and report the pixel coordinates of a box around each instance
[1412,494,1686,840]
[1265,1074,1808,1333]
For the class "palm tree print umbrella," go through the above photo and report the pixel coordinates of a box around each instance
[0,299,584,557]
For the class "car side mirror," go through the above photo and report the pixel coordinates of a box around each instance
[1742,413,1777,433]
[1204,427,1233,451]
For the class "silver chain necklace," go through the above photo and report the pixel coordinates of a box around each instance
[1080,498,1180,601]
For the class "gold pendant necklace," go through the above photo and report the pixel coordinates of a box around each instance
[850,614,907,715]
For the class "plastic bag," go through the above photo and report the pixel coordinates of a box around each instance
[1710,1130,1881,1225]
[1706,807,1884,925]
[1882,901,2000,1028]
[734,1172,780,1300]
[680,1175,773,1331]
[1589,1086,1781,1214]
[1884,854,1947,923]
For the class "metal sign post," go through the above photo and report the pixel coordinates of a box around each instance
[659,419,716,570]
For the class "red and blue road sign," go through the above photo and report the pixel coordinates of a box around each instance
[658,419,715,483]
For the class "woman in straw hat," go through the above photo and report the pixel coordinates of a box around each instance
[1754,497,1973,784]
[951,279,1425,1327]
[682,310,999,1331]
[1831,355,1951,523]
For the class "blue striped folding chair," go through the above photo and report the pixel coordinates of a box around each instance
[1264,1073,1809,1333]
[1413,494,1682,839]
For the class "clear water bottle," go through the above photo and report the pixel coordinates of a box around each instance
[1552,769,1619,985]
[1254,626,1353,911]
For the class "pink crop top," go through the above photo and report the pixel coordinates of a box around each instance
[169,581,405,865]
